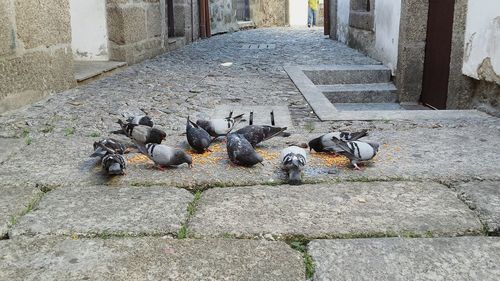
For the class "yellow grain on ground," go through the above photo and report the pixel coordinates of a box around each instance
[127,154,152,165]
[310,152,351,168]
[255,148,280,161]
[188,144,224,165]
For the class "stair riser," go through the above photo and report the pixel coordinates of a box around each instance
[304,70,392,85]
[323,90,398,103]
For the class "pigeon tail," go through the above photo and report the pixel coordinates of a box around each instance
[349,129,369,141]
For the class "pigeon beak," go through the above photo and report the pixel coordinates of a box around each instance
[189,164,193,168]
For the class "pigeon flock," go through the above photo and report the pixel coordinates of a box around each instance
[90,113,379,185]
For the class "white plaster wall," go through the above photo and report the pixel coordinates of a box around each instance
[70,0,109,61]
[374,0,401,73]
[289,0,308,26]
[336,0,350,43]
[463,0,500,83]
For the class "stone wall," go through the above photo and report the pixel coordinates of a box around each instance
[210,0,239,34]
[249,0,288,27]
[0,0,76,113]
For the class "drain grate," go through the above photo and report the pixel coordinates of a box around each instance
[241,44,276,49]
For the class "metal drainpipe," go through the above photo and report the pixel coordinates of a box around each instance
[191,0,194,41]
[199,0,206,38]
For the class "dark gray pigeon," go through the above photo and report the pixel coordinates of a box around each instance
[117,119,166,145]
[102,154,126,175]
[226,133,263,166]
[308,130,368,153]
[280,146,307,185]
[90,138,127,158]
[127,115,153,127]
[196,113,245,137]
[235,125,288,147]
[186,117,212,153]
[332,138,379,170]
[142,143,192,169]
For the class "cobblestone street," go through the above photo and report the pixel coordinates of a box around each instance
[1,28,500,280]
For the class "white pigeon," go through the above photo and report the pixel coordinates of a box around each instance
[142,143,192,169]
[196,113,245,137]
[280,146,307,185]
[332,138,379,170]
[308,130,368,153]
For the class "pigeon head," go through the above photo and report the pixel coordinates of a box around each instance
[288,168,302,185]
[148,128,167,144]
[174,150,193,167]
[308,137,323,152]
[368,142,380,153]
[108,162,124,175]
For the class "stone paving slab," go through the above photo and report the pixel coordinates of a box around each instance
[308,237,500,281]
[212,104,294,129]
[0,237,304,281]
[188,182,482,239]
[0,185,42,238]
[10,186,192,237]
[0,123,500,188]
[457,181,500,234]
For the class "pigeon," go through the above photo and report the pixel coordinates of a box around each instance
[186,117,212,153]
[117,119,166,145]
[101,153,127,175]
[235,125,288,147]
[127,115,153,127]
[280,146,307,185]
[141,143,192,169]
[90,138,127,158]
[308,130,368,153]
[196,113,245,137]
[332,138,379,170]
[226,133,263,166]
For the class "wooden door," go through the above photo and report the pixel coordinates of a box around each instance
[324,0,330,35]
[421,0,455,109]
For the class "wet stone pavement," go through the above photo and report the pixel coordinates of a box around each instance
[1,28,500,280]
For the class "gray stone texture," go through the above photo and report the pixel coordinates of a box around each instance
[309,237,500,281]
[250,0,288,27]
[349,11,374,31]
[210,0,239,34]
[0,238,304,281]
[0,1,14,56]
[0,185,42,238]
[10,186,192,237]
[320,83,398,103]
[147,3,163,38]
[303,65,391,85]
[14,0,71,49]
[107,6,147,44]
[189,182,481,239]
[457,181,500,234]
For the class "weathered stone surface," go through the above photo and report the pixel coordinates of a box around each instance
[147,3,163,38]
[250,0,288,27]
[0,1,14,56]
[457,181,500,234]
[0,185,42,238]
[189,182,482,239]
[0,138,24,163]
[107,6,147,44]
[0,237,304,280]
[10,186,192,237]
[309,237,500,281]
[15,0,71,49]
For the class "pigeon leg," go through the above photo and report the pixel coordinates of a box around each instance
[157,165,167,171]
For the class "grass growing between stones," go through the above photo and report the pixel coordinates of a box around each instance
[178,191,202,239]
[8,191,44,227]
[287,240,315,279]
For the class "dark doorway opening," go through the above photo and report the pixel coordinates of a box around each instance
[236,0,250,21]
[421,0,455,109]
[167,0,175,37]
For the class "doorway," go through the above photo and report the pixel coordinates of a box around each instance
[421,0,455,109]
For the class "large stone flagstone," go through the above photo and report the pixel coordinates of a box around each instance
[457,181,500,234]
[0,237,304,281]
[0,185,42,238]
[189,182,482,239]
[309,237,500,281]
[10,186,192,237]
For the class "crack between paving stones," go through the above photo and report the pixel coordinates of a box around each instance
[177,191,202,239]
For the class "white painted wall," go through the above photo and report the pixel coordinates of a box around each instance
[289,0,308,26]
[70,0,109,61]
[374,0,401,73]
[336,0,350,43]
[462,0,500,83]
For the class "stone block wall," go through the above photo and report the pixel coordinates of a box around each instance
[0,0,76,113]
[249,0,288,27]
[210,0,239,34]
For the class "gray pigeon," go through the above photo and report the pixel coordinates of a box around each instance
[196,113,245,137]
[117,119,166,145]
[186,117,212,153]
[332,138,379,170]
[280,146,307,185]
[226,133,263,166]
[127,115,153,127]
[235,125,288,147]
[308,130,368,153]
[90,138,127,158]
[142,143,192,169]
[102,154,126,175]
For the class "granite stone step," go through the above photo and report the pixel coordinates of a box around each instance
[303,65,391,85]
[319,83,398,103]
